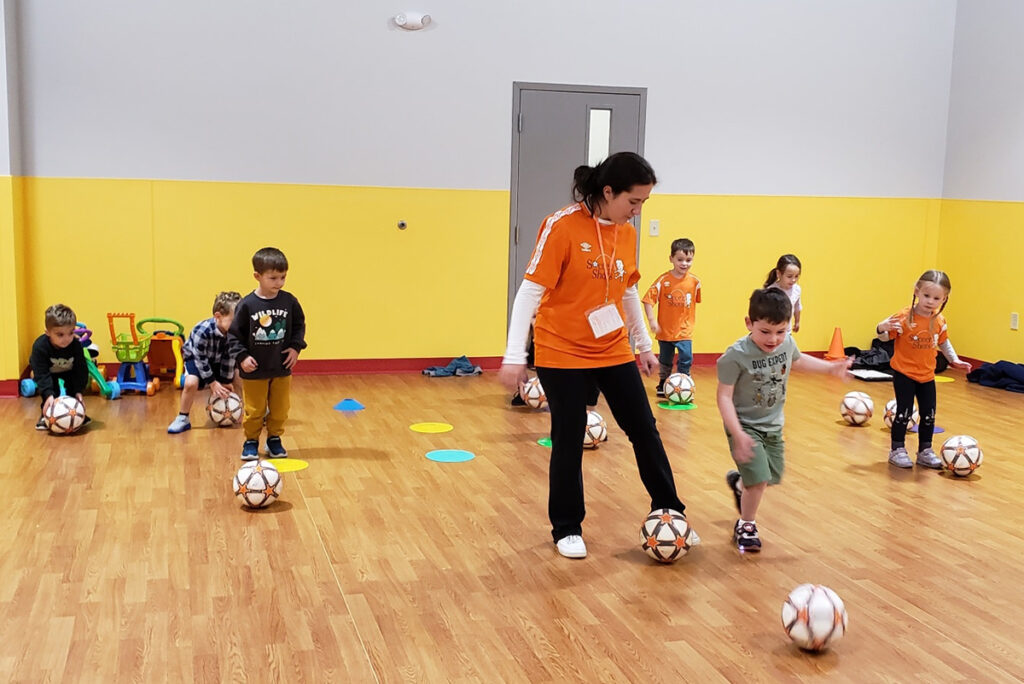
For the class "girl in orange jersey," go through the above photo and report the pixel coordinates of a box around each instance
[499,152,697,559]
[876,270,972,469]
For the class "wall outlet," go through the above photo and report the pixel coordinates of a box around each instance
[1012,312,1019,331]
[649,219,659,237]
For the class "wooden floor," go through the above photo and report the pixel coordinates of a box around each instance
[2,366,1023,683]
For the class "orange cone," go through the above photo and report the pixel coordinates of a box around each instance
[825,327,845,360]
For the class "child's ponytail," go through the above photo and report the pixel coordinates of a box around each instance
[764,254,802,288]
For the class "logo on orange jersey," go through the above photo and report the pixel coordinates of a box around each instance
[908,330,937,350]
[580,242,593,253]
[586,255,626,281]
[665,288,688,307]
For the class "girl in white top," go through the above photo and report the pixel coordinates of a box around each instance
[764,254,802,332]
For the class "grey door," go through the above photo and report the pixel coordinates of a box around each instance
[508,83,646,319]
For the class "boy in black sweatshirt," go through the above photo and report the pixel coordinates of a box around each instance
[228,247,306,460]
[29,303,89,430]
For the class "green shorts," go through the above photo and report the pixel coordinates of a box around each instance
[726,426,785,487]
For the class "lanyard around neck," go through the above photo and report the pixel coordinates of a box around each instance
[593,215,619,304]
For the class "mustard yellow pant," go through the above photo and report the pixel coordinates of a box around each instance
[241,376,291,440]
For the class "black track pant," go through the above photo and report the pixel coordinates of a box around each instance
[890,369,937,450]
[536,362,685,541]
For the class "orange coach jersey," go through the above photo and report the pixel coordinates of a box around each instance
[642,270,701,341]
[524,202,641,369]
[888,306,948,383]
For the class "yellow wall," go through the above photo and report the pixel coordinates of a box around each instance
[19,178,509,365]
[638,195,942,354]
[0,176,27,380]
[9,177,1021,379]
[937,200,1024,362]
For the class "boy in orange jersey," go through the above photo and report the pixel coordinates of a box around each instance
[642,238,701,397]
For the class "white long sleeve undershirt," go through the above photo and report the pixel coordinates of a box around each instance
[502,280,545,365]
[939,339,961,365]
[622,285,653,353]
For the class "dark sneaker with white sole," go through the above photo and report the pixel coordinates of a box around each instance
[734,520,762,553]
[241,440,259,461]
[266,436,287,458]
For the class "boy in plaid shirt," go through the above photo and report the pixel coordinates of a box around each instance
[167,291,242,434]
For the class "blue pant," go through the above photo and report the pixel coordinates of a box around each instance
[658,340,693,378]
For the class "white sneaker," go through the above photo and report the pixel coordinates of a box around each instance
[688,526,702,547]
[167,414,191,434]
[555,534,587,559]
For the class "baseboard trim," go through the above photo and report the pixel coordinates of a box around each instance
[7,349,907,397]
[292,356,505,375]
[960,356,987,370]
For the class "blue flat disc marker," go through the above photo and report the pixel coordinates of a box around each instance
[910,425,944,434]
[334,398,365,411]
[426,449,475,463]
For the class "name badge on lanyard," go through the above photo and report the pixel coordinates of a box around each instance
[586,302,625,338]
[584,216,625,339]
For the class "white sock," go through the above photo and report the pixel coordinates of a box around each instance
[739,519,755,526]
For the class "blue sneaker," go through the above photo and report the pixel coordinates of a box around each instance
[266,436,287,458]
[241,439,259,461]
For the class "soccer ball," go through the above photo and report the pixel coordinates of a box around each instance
[45,395,87,435]
[664,373,695,405]
[883,398,919,430]
[940,435,983,477]
[522,377,547,409]
[583,410,608,448]
[781,584,848,651]
[208,391,243,427]
[639,508,694,563]
[233,461,282,508]
[840,391,873,425]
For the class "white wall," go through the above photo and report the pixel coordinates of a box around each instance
[17,1,956,196]
[943,0,1024,201]
[0,0,17,175]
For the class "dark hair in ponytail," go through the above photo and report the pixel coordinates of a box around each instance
[763,254,802,288]
[572,152,657,211]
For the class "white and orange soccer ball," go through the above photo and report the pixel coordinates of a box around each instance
[940,435,983,477]
[45,395,87,435]
[664,373,695,405]
[521,377,547,410]
[208,391,243,427]
[233,461,282,508]
[883,398,919,431]
[639,508,695,563]
[840,391,873,426]
[583,410,608,448]
[781,584,848,651]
